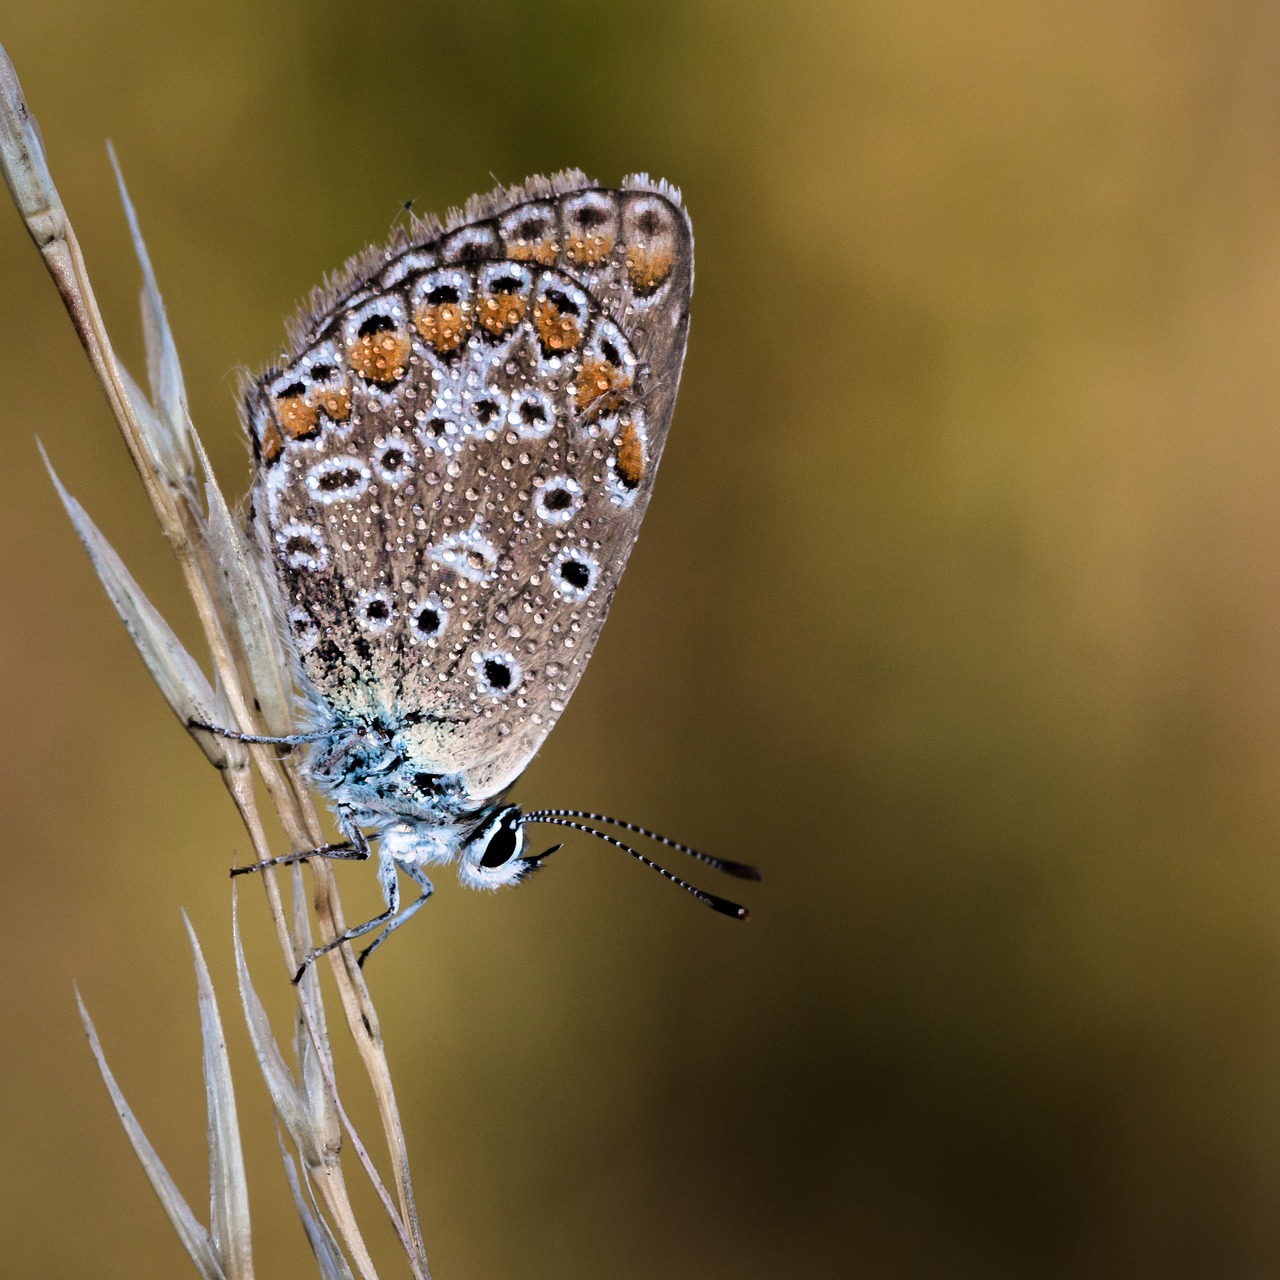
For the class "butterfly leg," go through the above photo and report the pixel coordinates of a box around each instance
[355,862,435,970]
[291,852,432,983]
[230,821,371,877]
[293,894,396,984]
[230,842,365,877]
[187,719,329,747]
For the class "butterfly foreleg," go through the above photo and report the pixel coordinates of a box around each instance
[188,719,330,747]
[230,819,371,878]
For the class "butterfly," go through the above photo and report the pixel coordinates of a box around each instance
[211,172,758,976]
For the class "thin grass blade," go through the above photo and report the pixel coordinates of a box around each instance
[279,1136,357,1280]
[0,41,64,247]
[42,446,242,769]
[118,359,174,460]
[291,863,340,1153]
[76,986,227,1280]
[232,891,321,1166]
[109,143,194,490]
[193,433,294,735]
[184,914,255,1280]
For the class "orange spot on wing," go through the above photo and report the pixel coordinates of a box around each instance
[616,421,645,488]
[476,290,526,338]
[574,356,632,414]
[260,419,284,463]
[533,298,583,353]
[505,212,559,265]
[566,226,616,266]
[625,244,675,293]
[276,394,320,440]
[316,383,351,422]
[348,327,411,384]
[508,238,559,266]
[413,300,473,352]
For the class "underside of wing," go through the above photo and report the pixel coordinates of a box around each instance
[244,173,694,800]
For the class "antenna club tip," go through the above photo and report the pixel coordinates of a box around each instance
[705,894,751,921]
[722,861,764,882]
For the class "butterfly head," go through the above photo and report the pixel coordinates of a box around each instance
[375,800,555,891]
[450,803,757,914]
[456,803,552,890]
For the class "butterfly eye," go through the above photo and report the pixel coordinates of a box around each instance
[479,817,523,869]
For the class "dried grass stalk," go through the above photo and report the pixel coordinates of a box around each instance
[2,41,430,1280]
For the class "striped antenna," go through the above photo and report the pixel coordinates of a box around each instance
[521,815,750,920]
[522,808,762,881]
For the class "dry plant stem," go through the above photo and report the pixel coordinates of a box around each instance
[279,754,428,1266]
[1,44,428,1278]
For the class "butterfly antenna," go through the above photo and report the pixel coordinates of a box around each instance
[522,816,750,920]
[523,809,762,881]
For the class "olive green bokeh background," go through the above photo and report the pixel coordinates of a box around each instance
[6,3,1280,1276]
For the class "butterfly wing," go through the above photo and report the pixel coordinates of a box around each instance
[244,173,693,802]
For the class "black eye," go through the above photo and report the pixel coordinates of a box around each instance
[560,559,590,589]
[414,772,437,793]
[543,487,572,511]
[480,819,520,868]
[415,606,442,636]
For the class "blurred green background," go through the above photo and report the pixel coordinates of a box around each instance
[6,2,1280,1276]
